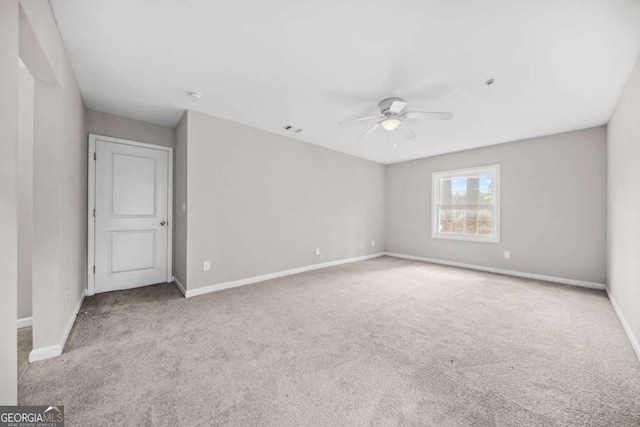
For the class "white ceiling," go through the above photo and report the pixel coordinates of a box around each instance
[50,0,640,164]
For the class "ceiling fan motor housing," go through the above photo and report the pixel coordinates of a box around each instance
[379,97,406,115]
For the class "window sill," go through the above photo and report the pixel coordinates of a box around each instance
[431,233,500,243]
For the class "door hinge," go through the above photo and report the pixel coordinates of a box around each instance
[93,208,95,217]
[94,152,96,160]
[93,265,95,274]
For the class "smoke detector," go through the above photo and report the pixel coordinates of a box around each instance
[188,91,203,100]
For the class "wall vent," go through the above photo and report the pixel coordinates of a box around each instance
[283,125,303,133]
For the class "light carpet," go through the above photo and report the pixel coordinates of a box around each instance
[19,256,640,426]
[17,327,31,381]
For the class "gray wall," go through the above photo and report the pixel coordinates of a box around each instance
[85,108,175,147]
[85,108,181,286]
[173,113,188,288]
[18,64,34,321]
[608,56,640,354]
[20,0,86,356]
[0,0,19,405]
[386,127,607,284]
[183,110,386,290]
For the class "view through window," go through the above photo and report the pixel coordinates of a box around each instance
[432,165,500,242]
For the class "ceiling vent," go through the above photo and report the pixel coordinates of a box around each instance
[283,125,302,133]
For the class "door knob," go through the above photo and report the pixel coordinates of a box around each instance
[160,221,167,226]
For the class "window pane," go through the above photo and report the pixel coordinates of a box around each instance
[440,179,452,204]
[478,174,492,204]
[478,208,492,220]
[466,177,479,205]
[465,219,478,233]
[451,208,463,233]
[464,208,478,220]
[439,208,451,233]
[451,177,466,205]
[478,220,493,235]
[463,208,477,234]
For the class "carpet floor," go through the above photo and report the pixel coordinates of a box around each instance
[19,256,640,426]
[17,327,31,381]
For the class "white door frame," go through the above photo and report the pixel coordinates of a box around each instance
[87,134,173,296]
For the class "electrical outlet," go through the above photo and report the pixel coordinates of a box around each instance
[315,248,320,256]
[203,261,211,271]
[504,251,511,259]
[371,240,375,246]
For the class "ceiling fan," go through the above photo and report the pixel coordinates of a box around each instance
[340,97,453,140]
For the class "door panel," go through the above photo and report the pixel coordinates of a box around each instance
[95,140,169,293]
[111,231,156,273]
[111,154,156,216]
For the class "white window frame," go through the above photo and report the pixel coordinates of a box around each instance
[431,164,500,243]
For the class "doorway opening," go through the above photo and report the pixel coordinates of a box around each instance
[87,134,174,295]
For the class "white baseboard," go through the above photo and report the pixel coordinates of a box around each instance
[17,317,32,329]
[29,290,86,363]
[60,290,87,349]
[185,253,385,298]
[606,288,640,361]
[173,276,186,296]
[385,252,606,290]
[28,344,62,363]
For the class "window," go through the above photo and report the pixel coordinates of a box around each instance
[432,165,500,242]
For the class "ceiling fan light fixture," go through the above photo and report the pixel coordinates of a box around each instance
[380,118,402,131]
[339,97,452,141]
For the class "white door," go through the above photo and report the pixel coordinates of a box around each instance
[94,140,170,293]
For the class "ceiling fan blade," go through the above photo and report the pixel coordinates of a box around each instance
[356,122,381,141]
[389,100,409,114]
[403,111,453,120]
[339,115,383,125]
[399,122,416,139]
